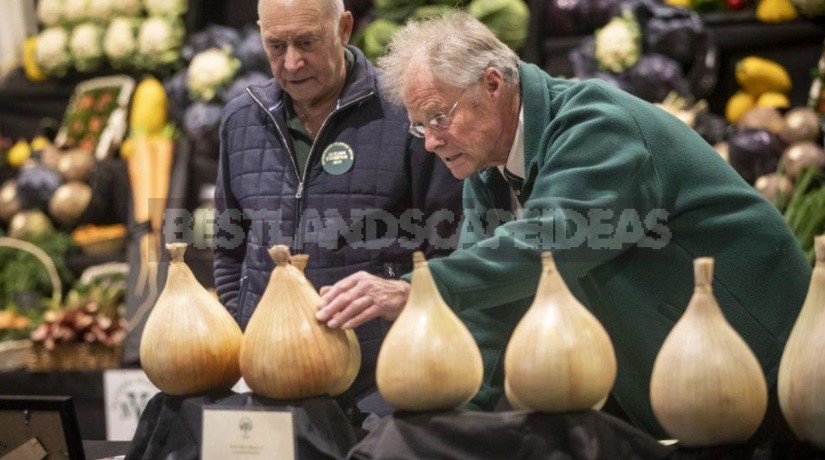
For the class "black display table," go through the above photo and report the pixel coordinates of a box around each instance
[349,409,673,459]
[124,392,363,460]
[83,440,131,459]
[123,392,825,460]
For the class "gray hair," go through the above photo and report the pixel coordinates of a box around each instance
[377,12,519,107]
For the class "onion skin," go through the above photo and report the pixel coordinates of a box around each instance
[504,252,616,412]
[650,258,767,447]
[140,243,243,395]
[778,237,825,449]
[240,245,360,399]
[376,251,483,411]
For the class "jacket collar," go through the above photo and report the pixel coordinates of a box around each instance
[518,61,553,173]
[474,61,551,198]
[246,44,377,114]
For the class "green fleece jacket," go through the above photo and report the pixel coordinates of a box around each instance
[423,62,811,436]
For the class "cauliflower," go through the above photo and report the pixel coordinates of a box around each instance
[144,0,188,17]
[594,10,641,73]
[136,16,184,69]
[112,0,142,16]
[87,0,115,21]
[187,48,241,102]
[62,0,89,24]
[35,27,71,77]
[70,23,104,72]
[37,0,62,26]
[104,17,140,66]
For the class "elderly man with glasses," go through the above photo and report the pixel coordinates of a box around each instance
[317,12,810,438]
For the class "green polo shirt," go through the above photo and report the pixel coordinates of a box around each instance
[283,48,355,176]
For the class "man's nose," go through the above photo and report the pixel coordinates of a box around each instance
[424,130,445,153]
[284,45,303,72]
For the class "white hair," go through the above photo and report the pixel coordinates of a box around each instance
[377,12,519,107]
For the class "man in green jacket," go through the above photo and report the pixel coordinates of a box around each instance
[316,12,811,436]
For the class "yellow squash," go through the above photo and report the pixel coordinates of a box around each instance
[735,56,792,97]
[130,77,168,135]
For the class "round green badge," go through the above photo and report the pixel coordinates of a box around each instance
[321,142,355,175]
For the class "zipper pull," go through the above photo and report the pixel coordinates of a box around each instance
[295,182,304,199]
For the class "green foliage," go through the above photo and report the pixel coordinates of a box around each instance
[467,0,530,51]
[784,167,825,264]
[0,233,74,309]
[356,0,530,62]
[354,19,402,63]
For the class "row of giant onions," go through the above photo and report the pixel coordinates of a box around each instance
[140,244,361,399]
[139,236,825,449]
[377,246,824,449]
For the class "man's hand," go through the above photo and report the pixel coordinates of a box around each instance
[316,271,410,329]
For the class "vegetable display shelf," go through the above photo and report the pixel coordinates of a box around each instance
[523,6,825,116]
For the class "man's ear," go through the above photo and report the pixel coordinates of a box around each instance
[483,68,505,97]
[339,11,354,45]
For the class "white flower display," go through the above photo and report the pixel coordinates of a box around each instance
[62,0,89,24]
[594,11,641,74]
[187,48,241,102]
[35,27,71,76]
[112,0,142,16]
[37,0,62,26]
[104,17,139,64]
[70,22,104,71]
[143,0,188,16]
[87,0,115,21]
[136,16,184,69]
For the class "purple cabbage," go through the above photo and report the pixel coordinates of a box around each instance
[182,25,243,62]
[164,69,190,123]
[728,129,787,184]
[183,102,223,159]
[16,165,62,210]
[220,72,271,104]
[622,54,690,103]
[236,29,270,75]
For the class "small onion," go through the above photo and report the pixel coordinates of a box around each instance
[755,173,793,202]
[714,141,730,163]
[48,181,92,226]
[8,210,54,240]
[782,107,821,144]
[57,149,96,182]
[0,180,21,222]
[780,141,825,179]
[738,107,785,135]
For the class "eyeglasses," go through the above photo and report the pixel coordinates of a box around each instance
[408,91,466,139]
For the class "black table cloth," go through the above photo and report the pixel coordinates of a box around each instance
[348,409,674,459]
[124,391,363,460]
